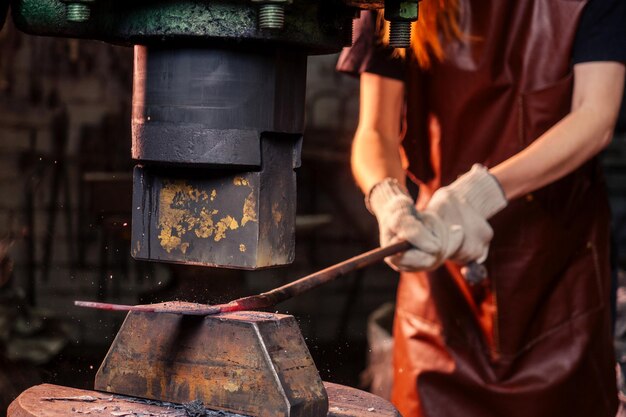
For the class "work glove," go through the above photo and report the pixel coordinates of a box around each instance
[425,164,507,264]
[367,178,463,272]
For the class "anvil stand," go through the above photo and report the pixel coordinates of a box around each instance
[9,310,400,417]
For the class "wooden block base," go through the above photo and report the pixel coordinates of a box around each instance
[8,384,400,417]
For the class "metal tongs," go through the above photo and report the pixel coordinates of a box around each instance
[75,241,486,316]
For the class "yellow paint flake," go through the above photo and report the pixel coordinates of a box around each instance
[239,244,246,252]
[233,177,249,187]
[186,187,208,202]
[194,207,215,239]
[157,180,258,253]
[158,227,182,253]
[214,215,239,242]
[241,192,257,226]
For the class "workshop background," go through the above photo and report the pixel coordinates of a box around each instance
[0,14,400,412]
[0,6,625,416]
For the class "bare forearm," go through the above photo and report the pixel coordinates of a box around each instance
[351,128,406,194]
[491,62,625,200]
[491,108,614,200]
[352,72,407,194]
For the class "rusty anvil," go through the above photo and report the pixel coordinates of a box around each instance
[11,245,409,417]
[87,309,400,417]
[40,244,411,416]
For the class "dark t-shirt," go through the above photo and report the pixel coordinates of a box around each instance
[574,0,626,132]
[338,0,626,82]
[572,0,626,65]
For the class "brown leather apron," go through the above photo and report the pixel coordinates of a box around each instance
[394,1,617,416]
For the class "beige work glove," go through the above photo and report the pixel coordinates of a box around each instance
[368,178,463,272]
[425,164,507,264]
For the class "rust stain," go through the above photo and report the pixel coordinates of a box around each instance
[272,202,283,225]
[223,381,240,393]
[93,311,335,417]
[210,189,217,202]
[180,242,190,254]
[132,240,141,257]
[239,244,247,252]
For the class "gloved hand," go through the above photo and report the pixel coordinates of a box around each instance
[425,164,507,264]
[367,178,463,272]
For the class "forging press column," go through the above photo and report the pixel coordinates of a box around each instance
[130,46,307,269]
[11,0,418,269]
[12,0,354,268]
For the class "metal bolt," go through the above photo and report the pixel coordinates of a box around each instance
[389,21,412,48]
[258,3,285,30]
[66,2,91,22]
[347,9,362,47]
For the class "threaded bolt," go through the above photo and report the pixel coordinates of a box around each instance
[389,21,412,48]
[66,3,91,22]
[258,4,285,30]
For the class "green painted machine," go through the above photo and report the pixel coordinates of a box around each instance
[3,0,418,269]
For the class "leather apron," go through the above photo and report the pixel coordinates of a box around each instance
[394,1,617,416]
